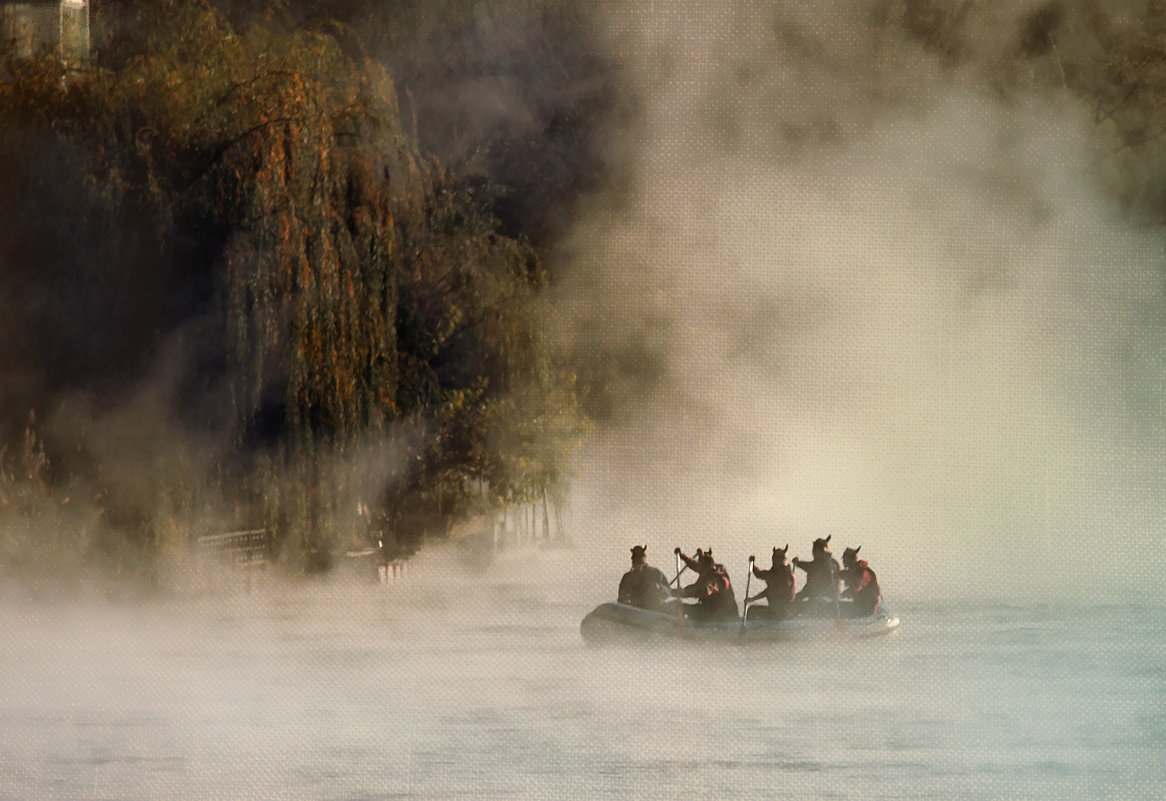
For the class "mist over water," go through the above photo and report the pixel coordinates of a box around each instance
[3,549,1165,801]
[557,2,1166,603]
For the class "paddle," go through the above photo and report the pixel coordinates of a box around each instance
[673,548,685,632]
[831,559,848,636]
[738,555,755,641]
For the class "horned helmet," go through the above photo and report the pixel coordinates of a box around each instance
[697,548,715,571]
[842,545,862,569]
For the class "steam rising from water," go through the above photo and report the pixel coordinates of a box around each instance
[557,2,1166,602]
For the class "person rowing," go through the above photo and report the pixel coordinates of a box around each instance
[839,545,881,617]
[792,536,840,611]
[617,545,671,611]
[673,547,738,621]
[745,544,796,620]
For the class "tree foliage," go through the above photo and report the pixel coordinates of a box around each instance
[0,0,584,575]
[878,0,1166,226]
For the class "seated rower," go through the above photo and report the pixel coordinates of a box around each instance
[840,545,881,617]
[617,545,671,611]
[792,536,840,607]
[746,544,796,620]
[674,547,738,621]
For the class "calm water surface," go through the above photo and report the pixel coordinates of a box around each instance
[1,548,1163,801]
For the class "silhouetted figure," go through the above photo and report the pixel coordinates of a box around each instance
[675,547,738,621]
[792,536,840,607]
[746,544,796,620]
[840,545,881,617]
[617,545,671,610]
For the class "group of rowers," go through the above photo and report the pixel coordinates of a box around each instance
[616,535,882,622]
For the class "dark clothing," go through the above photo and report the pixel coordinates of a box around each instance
[618,564,671,610]
[794,555,840,602]
[752,562,796,601]
[751,561,796,619]
[841,560,880,616]
[677,554,738,621]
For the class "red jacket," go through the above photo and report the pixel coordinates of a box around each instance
[841,560,880,615]
[678,554,738,619]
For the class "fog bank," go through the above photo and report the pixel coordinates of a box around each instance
[556,1,1166,602]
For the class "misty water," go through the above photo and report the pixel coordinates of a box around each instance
[2,545,1163,801]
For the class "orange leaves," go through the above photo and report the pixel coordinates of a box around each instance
[121,5,576,489]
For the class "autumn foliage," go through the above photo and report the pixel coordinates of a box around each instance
[0,1,583,576]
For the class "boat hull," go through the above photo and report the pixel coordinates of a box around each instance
[580,602,900,645]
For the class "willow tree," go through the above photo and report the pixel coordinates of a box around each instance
[0,1,585,571]
[123,3,581,557]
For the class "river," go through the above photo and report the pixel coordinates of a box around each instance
[1,545,1163,801]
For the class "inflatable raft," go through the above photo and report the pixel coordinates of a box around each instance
[580,601,901,645]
